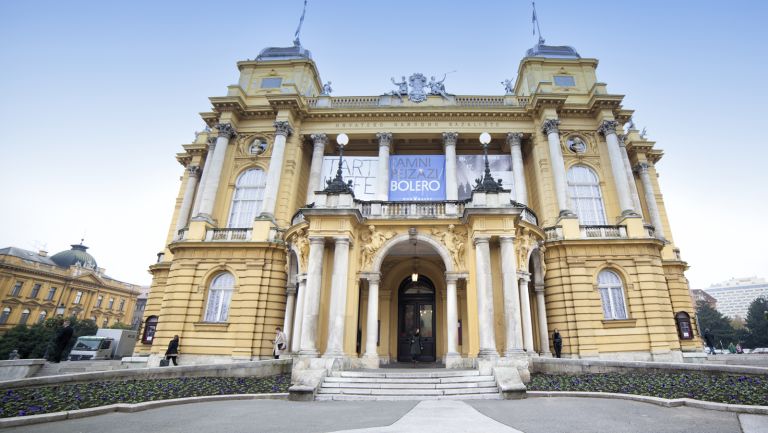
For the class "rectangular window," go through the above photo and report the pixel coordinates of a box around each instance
[46,287,57,301]
[0,308,10,324]
[19,310,30,325]
[74,291,83,304]
[37,311,47,324]
[260,77,282,88]
[108,298,114,309]
[10,281,23,297]
[30,284,41,299]
[554,75,576,87]
[96,295,103,308]
[118,299,125,311]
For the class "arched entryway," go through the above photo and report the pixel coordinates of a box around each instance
[396,276,437,362]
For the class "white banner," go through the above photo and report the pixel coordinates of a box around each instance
[456,155,514,200]
[321,156,379,200]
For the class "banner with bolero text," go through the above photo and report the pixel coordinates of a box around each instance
[388,155,446,201]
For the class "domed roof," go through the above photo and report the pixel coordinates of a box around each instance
[526,42,580,59]
[50,243,98,270]
[256,42,312,61]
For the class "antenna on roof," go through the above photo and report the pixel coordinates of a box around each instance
[293,0,308,47]
[532,2,545,45]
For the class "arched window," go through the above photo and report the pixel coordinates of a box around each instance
[142,315,158,344]
[204,273,235,322]
[567,165,607,225]
[19,309,30,325]
[675,311,693,340]
[0,307,11,324]
[37,310,48,324]
[597,270,627,320]
[228,169,267,228]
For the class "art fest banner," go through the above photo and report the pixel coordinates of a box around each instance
[389,155,446,201]
[456,155,514,200]
[321,156,378,200]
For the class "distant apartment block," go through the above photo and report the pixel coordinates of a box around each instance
[701,277,768,319]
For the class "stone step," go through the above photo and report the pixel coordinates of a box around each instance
[334,370,479,379]
[318,386,499,396]
[315,393,500,401]
[324,375,495,384]
[321,381,497,389]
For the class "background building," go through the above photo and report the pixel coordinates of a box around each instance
[139,34,699,367]
[0,242,142,332]
[701,277,768,320]
[690,289,717,309]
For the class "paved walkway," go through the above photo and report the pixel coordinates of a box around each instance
[4,397,766,433]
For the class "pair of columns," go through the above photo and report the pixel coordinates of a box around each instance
[473,236,549,358]
[285,236,351,358]
[303,132,530,206]
[543,118,638,219]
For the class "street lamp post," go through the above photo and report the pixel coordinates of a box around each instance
[473,132,505,193]
[322,133,354,195]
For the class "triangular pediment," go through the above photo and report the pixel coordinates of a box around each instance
[73,272,105,286]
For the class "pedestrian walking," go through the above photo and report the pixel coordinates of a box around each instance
[409,328,421,367]
[165,335,180,366]
[53,320,74,363]
[273,327,287,359]
[552,329,563,358]
[703,328,716,355]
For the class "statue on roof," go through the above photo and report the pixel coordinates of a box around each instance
[501,79,514,95]
[321,81,332,95]
[428,75,450,100]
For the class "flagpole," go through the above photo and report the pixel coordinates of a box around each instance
[532,2,545,45]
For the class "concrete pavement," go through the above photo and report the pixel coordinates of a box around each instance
[3,397,766,433]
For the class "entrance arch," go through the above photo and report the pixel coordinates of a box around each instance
[396,276,437,362]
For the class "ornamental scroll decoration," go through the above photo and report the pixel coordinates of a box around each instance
[359,225,396,270]
[430,224,467,270]
[516,227,538,272]
[289,228,310,271]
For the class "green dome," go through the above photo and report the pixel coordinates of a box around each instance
[50,243,98,270]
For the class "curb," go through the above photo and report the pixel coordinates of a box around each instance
[527,391,768,415]
[0,393,289,428]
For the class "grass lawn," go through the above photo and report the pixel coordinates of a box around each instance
[0,374,290,418]
[529,372,768,406]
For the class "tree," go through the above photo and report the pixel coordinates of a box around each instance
[695,301,737,348]
[743,297,768,349]
[109,322,133,330]
[0,316,99,360]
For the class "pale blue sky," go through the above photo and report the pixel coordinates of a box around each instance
[1,1,766,289]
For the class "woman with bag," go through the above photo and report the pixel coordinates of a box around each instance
[165,335,180,366]
[273,327,287,359]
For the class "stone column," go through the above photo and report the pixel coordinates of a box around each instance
[363,274,381,365]
[175,165,200,234]
[474,236,498,358]
[260,121,293,218]
[324,237,351,358]
[542,119,574,217]
[500,236,524,355]
[534,284,551,356]
[598,120,636,216]
[635,162,666,240]
[191,137,215,217]
[290,274,307,353]
[299,237,325,357]
[194,123,236,222]
[518,272,535,353]
[443,132,459,201]
[282,283,297,351]
[306,133,327,204]
[507,133,528,205]
[619,135,643,217]
[376,132,392,201]
[445,273,460,360]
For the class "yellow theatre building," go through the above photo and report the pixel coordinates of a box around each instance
[139,35,701,369]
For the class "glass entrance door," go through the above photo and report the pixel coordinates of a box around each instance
[397,277,436,362]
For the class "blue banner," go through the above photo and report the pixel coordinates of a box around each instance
[389,155,446,201]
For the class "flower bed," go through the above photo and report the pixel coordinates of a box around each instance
[0,374,290,418]
[529,372,768,406]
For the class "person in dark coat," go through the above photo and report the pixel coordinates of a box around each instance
[53,320,74,363]
[409,328,421,366]
[165,335,180,366]
[552,329,563,358]
[703,328,716,355]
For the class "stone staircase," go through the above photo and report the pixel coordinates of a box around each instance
[316,369,500,401]
[33,360,127,377]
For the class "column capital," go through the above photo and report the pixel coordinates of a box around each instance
[617,133,627,147]
[333,236,351,246]
[506,132,523,147]
[361,272,381,284]
[310,133,327,147]
[597,119,619,136]
[376,132,393,147]
[445,273,460,283]
[186,165,201,177]
[541,119,560,135]
[518,271,531,283]
[498,235,516,244]
[308,236,325,245]
[473,235,491,246]
[207,137,217,148]
[216,123,237,139]
[274,121,294,137]
[534,283,545,293]
[442,132,459,146]
[633,161,651,174]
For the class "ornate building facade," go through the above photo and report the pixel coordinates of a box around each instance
[139,39,699,367]
[0,243,142,333]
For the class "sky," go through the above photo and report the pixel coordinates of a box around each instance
[1,0,767,289]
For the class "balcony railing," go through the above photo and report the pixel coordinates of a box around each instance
[581,225,627,238]
[205,228,252,241]
[306,95,529,109]
[359,201,467,219]
[520,208,538,226]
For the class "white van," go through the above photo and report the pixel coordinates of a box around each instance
[69,329,138,361]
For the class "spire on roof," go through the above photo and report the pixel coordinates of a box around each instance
[293,0,308,47]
